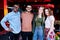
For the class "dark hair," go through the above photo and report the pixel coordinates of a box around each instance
[25,5,33,13]
[13,4,19,7]
[25,5,32,8]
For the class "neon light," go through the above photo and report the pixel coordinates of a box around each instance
[4,0,8,16]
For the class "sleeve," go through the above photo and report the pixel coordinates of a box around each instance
[50,16,55,29]
[50,16,55,21]
[0,14,10,31]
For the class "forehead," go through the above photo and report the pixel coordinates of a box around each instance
[45,9,49,11]
[14,5,19,7]
[39,7,44,9]
[27,5,32,8]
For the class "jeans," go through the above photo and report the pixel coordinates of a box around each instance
[33,26,44,40]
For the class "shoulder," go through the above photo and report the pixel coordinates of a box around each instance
[5,12,12,16]
[50,15,54,19]
[8,11,14,15]
[50,15,54,18]
[49,15,55,21]
[22,12,25,14]
[21,11,26,16]
[18,11,20,13]
[31,13,34,17]
[21,11,25,15]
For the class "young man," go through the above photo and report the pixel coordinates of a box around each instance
[1,4,21,40]
[21,5,34,40]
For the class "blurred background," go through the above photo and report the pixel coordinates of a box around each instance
[0,0,60,40]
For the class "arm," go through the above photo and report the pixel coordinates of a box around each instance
[1,14,9,31]
[47,16,55,37]
[48,20,55,34]
[32,13,35,33]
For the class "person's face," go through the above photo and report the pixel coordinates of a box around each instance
[26,5,32,12]
[39,7,44,14]
[13,5,19,12]
[45,9,50,16]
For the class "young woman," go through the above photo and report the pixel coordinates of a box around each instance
[33,6,45,40]
[44,8,55,40]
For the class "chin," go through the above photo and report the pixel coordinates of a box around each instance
[28,10,30,12]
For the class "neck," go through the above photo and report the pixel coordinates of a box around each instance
[38,14,42,18]
[14,11,18,13]
[47,15,50,17]
[26,11,31,13]
[13,10,18,13]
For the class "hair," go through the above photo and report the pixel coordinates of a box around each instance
[13,4,19,7]
[44,8,54,20]
[45,8,53,15]
[25,4,31,8]
[37,6,45,17]
[25,5,33,13]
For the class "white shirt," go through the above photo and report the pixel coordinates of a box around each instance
[1,11,21,34]
[45,15,55,28]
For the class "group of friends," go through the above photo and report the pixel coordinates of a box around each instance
[0,4,55,40]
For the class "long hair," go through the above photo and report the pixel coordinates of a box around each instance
[45,8,53,15]
[44,8,54,20]
[37,6,45,17]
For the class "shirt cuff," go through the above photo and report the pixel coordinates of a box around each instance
[5,28,9,31]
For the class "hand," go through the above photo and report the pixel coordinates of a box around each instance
[6,28,12,32]
[10,28,13,31]
[53,27,55,30]
[47,34,49,39]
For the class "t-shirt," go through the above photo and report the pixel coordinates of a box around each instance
[35,17,43,26]
[21,12,33,32]
[45,15,55,28]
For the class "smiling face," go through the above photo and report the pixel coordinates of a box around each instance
[38,7,44,14]
[26,5,32,12]
[45,9,50,16]
[13,5,19,12]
